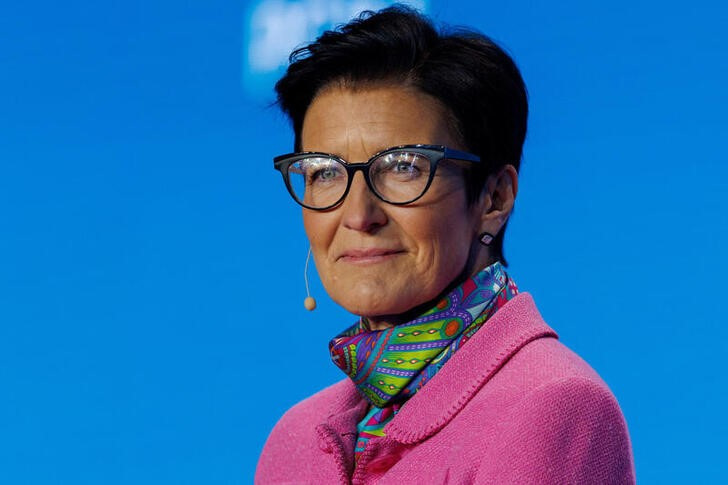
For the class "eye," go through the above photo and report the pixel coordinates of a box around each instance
[376,152,428,179]
[312,166,339,181]
[298,157,345,184]
[393,159,418,173]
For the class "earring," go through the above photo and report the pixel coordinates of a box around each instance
[478,231,495,246]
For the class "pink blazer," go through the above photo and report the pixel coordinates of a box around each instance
[256,293,635,484]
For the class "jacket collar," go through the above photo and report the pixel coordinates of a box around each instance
[384,292,556,444]
[322,292,557,445]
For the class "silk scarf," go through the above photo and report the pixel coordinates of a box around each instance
[328,261,519,461]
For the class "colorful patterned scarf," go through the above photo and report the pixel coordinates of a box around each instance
[328,262,518,461]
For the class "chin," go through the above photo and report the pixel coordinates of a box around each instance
[324,268,452,323]
[333,290,394,316]
[341,296,399,318]
[338,288,431,327]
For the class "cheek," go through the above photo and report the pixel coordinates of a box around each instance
[302,211,326,244]
[302,211,338,264]
[408,210,475,272]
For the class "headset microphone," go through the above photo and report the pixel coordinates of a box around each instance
[303,247,317,311]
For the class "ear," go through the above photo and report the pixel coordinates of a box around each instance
[474,164,519,237]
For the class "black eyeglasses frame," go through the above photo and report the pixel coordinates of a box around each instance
[272,144,481,211]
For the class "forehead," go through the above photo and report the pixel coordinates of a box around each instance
[301,83,461,156]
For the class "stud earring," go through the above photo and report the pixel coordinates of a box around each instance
[478,232,495,246]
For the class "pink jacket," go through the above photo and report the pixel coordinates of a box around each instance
[256,293,635,484]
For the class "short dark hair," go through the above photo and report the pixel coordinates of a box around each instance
[274,5,528,266]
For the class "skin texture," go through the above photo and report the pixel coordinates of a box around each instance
[301,84,518,329]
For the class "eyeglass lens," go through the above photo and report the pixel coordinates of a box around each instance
[286,150,433,208]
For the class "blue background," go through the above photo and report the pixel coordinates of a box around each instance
[2,1,726,483]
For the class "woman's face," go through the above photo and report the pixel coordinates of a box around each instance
[301,84,486,327]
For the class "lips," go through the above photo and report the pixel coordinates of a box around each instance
[337,248,405,263]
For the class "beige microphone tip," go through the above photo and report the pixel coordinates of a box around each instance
[304,296,317,311]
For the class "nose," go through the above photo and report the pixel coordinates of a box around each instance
[340,171,388,233]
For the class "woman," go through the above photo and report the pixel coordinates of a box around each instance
[257,6,635,484]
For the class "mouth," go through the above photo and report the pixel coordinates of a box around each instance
[337,248,405,264]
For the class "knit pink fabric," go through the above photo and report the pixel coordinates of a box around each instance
[256,293,635,484]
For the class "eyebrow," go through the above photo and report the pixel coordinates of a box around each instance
[311,144,426,161]
[328,144,396,162]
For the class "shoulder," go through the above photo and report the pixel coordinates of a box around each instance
[261,377,352,448]
[276,378,353,428]
[497,335,628,429]
[487,333,632,447]
[471,338,635,483]
[503,334,607,386]
[255,378,356,483]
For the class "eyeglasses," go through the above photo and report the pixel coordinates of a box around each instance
[273,144,481,210]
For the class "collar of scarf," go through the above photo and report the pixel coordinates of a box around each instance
[329,261,518,409]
